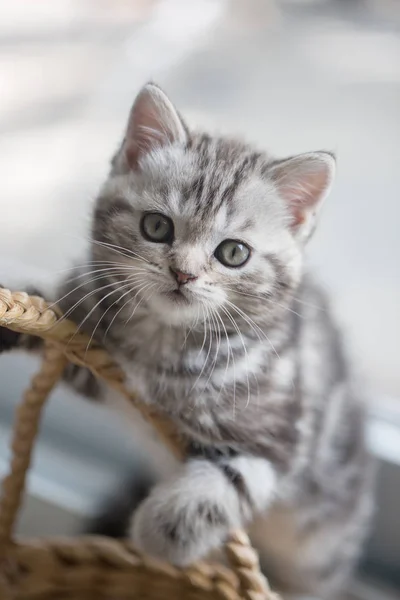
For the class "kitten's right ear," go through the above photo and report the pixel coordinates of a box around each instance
[120,83,188,170]
[266,151,336,242]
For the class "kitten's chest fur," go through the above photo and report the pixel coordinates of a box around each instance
[114,314,202,375]
[108,310,297,458]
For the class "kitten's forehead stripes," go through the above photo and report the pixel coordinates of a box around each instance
[215,155,253,216]
[184,135,264,219]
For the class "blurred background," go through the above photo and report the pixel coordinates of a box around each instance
[0,1,399,598]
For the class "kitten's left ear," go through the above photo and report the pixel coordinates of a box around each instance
[267,151,336,241]
[122,83,188,170]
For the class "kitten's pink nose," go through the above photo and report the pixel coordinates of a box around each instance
[170,267,197,285]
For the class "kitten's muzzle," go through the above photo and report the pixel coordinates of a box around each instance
[169,267,198,286]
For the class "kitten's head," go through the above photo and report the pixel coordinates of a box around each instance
[93,83,335,329]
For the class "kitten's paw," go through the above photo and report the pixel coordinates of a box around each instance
[131,492,230,566]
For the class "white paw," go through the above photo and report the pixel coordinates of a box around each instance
[131,492,229,566]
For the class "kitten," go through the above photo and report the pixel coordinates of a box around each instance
[0,83,374,598]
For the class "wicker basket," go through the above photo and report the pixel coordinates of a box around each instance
[0,288,279,600]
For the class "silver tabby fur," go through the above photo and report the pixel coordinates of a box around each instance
[3,84,374,598]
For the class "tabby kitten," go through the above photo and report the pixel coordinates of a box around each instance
[0,83,374,598]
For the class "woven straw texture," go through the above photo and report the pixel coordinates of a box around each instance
[0,288,279,600]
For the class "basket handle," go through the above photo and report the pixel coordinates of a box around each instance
[0,289,274,598]
[225,530,278,600]
[0,342,67,554]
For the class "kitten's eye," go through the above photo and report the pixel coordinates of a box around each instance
[141,212,174,243]
[215,240,250,268]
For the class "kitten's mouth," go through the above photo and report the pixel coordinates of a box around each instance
[165,288,190,304]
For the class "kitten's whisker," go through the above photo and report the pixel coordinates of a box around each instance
[70,276,145,350]
[196,303,209,360]
[194,303,202,331]
[84,280,144,355]
[182,303,200,350]
[103,294,134,340]
[220,306,251,411]
[62,265,149,285]
[229,303,260,410]
[190,305,209,395]
[103,281,149,340]
[55,260,131,274]
[201,306,222,395]
[84,276,150,353]
[228,300,281,363]
[57,273,146,328]
[90,238,150,264]
[125,282,158,325]
[70,232,149,264]
[224,287,269,301]
[190,303,214,397]
[273,302,303,319]
[138,284,161,321]
[290,296,326,312]
[226,299,277,351]
[225,285,324,313]
[55,277,129,323]
[50,270,136,311]
[226,287,305,320]
[224,300,264,341]
[205,307,214,380]
[213,310,232,404]
[125,281,156,324]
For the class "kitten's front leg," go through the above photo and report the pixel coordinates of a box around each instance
[131,455,277,566]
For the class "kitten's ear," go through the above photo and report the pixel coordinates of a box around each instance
[267,151,336,241]
[122,83,188,170]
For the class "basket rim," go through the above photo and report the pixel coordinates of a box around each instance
[0,287,276,600]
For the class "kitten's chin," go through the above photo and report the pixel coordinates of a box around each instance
[147,292,200,327]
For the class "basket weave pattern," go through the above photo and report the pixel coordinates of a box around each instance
[0,288,278,600]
